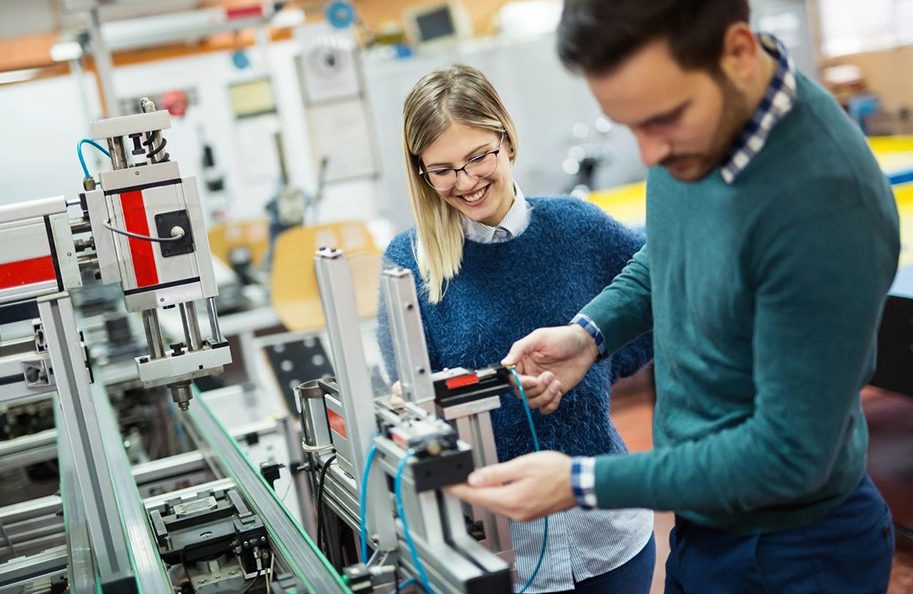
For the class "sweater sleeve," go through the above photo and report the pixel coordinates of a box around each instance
[592,214,653,381]
[590,203,898,513]
[579,243,654,358]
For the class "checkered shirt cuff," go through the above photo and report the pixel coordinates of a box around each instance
[571,456,598,509]
[570,314,607,359]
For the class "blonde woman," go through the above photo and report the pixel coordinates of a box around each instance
[377,64,655,594]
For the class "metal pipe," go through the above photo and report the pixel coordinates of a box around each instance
[88,8,120,118]
[77,256,99,272]
[178,302,203,351]
[141,309,166,360]
[278,415,316,537]
[70,219,92,234]
[205,297,224,344]
[106,136,128,170]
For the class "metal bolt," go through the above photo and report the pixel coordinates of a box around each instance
[25,366,40,383]
[135,170,140,176]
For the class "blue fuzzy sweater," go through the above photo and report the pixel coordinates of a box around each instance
[377,197,652,462]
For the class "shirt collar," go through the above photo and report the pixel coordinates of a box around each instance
[719,33,797,184]
[461,182,530,243]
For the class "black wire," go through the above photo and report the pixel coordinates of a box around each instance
[240,569,263,594]
[315,454,337,554]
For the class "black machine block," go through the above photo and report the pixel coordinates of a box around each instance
[264,335,335,414]
[433,365,512,409]
[410,448,474,492]
[154,209,195,257]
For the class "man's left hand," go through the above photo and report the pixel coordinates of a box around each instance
[447,451,577,521]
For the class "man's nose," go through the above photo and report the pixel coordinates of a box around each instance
[635,130,672,167]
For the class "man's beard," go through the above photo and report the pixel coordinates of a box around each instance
[661,76,750,182]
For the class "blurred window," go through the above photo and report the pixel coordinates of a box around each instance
[819,0,913,56]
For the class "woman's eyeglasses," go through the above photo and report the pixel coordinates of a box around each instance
[419,133,504,191]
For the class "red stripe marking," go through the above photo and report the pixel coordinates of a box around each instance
[0,256,56,289]
[446,373,480,390]
[120,191,159,288]
[226,5,264,19]
[327,408,347,439]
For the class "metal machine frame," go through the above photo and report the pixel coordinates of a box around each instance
[0,101,345,593]
[296,248,515,593]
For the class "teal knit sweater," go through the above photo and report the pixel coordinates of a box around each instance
[581,71,900,533]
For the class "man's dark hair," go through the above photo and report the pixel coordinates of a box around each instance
[557,0,751,75]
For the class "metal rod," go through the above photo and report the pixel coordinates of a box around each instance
[70,219,92,234]
[278,415,316,537]
[88,8,120,118]
[141,310,166,360]
[39,296,136,589]
[77,256,99,271]
[315,248,398,552]
[205,297,224,344]
[106,136,128,171]
[178,302,203,351]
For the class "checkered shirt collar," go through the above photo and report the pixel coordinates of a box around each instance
[720,34,797,184]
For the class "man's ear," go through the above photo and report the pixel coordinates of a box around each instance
[718,22,760,89]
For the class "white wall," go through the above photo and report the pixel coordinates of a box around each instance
[361,32,647,232]
[1,31,382,225]
[0,73,101,205]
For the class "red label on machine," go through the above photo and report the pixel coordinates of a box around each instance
[226,5,264,19]
[446,373,479,390]
[120,190,160,288]
[327,408,347,439]
[0,256,56,289]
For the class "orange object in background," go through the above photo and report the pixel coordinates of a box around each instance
[271,221,381,332]
[207,218,270,269]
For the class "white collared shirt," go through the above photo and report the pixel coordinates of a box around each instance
[461,183,530,243]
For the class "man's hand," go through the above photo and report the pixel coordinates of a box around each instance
[446,452,577,521]
[503,325,599,414]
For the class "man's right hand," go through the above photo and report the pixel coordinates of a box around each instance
[502,325,600,414]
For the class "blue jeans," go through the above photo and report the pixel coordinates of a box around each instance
[665,475,894,594]
[548,533,656,594]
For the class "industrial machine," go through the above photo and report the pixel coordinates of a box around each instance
[0,101,345,594]
[295,249,517,594]
[0,101,520,594]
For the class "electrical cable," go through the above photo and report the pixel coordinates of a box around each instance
[103,220,185,242]
[508,366,548,594]
[394,576,417,593]
[77,138,110,180]
[394,449,433,593]
[315,453,337,554]
[358,444,378,563]
[240,569,264,594]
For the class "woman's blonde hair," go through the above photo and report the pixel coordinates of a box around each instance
[402,64,518,304]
